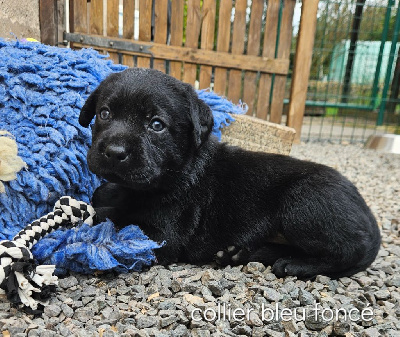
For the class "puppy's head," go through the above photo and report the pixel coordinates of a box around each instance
[79,68,214,189]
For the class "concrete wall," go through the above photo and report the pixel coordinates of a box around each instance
[0,0,40,40]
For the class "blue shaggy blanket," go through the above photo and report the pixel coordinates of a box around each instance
[0,40,245,275]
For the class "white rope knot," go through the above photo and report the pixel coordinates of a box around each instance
[0,196,95,313]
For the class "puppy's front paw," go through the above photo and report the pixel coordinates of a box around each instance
[272,257,290,277]
[215,246,249,266]
[272,257,317,280]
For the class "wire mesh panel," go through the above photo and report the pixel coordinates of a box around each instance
[289,0,400,143]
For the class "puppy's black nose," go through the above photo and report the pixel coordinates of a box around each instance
[104,145,128,162]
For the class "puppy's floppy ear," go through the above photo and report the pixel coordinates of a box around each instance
[79,90,98,127]
[187,89,214,147]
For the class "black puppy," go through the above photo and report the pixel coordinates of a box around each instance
[79,68,381,279]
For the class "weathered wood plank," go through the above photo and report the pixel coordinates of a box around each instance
[69,33,290,74]
[89,0,103,36]
[153,0,168,72]
[107,0,120,64]
[242,0,264,115]
[221,114,296,155]
[183,0,201,85]
[256,0,280,120]
[122,0,135,67]
[227,0,247,103]
[269,0,295,124]
[169,0,184,80]
[137,0,152,68]
[213,0,232,96]
[40,0,57,45]
[71,0,88,34]
[123,0,134,39]
[199,0,216,90]
[287,0,319,142]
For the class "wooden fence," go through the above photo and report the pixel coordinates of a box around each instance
[41,0,319,141]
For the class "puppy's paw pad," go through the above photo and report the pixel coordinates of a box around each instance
[282,263,317,280]
[215,246,243,266]
[226,246,237,253]
[215,250,230,266]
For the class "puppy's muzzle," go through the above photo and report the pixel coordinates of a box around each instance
[104,144,129,163]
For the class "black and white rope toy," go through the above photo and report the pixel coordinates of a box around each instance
[0,196,95,314]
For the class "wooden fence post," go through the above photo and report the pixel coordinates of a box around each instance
[40,0,57,45]
[287,0,319,143]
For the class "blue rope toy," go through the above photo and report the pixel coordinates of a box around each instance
[0,39,246,280]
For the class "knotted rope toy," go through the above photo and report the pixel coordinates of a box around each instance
[0,196,95,314]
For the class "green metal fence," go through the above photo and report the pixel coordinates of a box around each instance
[287,0,400,143]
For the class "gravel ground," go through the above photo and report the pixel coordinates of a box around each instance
[1,143,399,337]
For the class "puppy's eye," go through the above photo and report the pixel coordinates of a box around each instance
[150,119,165,132]
[99,109,110,120]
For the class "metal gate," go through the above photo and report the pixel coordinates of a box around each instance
[297,0,400,143]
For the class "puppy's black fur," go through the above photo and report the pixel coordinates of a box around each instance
[79,68,381,279]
